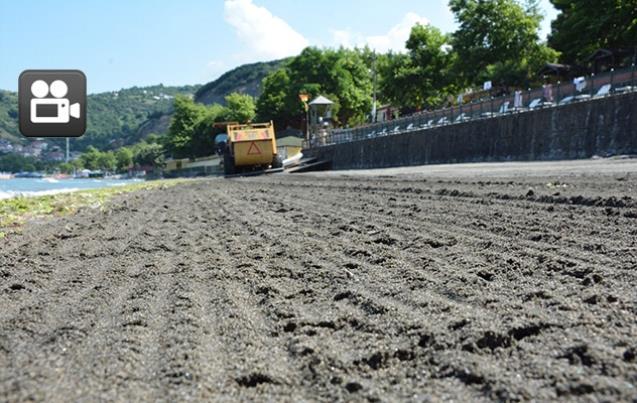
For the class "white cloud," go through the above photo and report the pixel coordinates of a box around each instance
[331,12,430,53]
[224,0,309,59]
[330,29,359,49]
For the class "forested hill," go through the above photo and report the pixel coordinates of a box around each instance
[0,85,199,150]
[0,60,287,152]
[134,60,288,148]
[78,84,200,150]
[0,91,21,144]
[194,59,287,105]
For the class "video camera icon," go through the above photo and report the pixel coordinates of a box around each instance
[30,79,81,124]
[19,70,86,137]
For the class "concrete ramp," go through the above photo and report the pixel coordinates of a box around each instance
[286,157,332,173]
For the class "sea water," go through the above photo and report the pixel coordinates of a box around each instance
[0,178,142,200]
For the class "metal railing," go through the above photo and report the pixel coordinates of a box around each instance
[304,64,637,148]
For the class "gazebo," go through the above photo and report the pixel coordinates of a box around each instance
[308,95,334,144]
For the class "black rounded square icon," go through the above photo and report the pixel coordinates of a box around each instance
[19,70,86,137]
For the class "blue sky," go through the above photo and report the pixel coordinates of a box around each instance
[0,0,558,94]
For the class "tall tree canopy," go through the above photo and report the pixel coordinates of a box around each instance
[548,0,637,66]
[379,24,456,110]
[224,93,256,123]
[165,95,209,158]
[256,69,294,128]
[450,0,558,87]
[166,93,255,158]
[257,47,372,128]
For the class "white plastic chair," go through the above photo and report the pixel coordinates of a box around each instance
[594,84,611,98]
[454,113,468,123]
[499,101,510,114]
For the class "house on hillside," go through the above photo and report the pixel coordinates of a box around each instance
[44,150,65,162]
[0,140,14,153]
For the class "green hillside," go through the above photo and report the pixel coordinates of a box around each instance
[195,59,287,105]
[0,90,22,144]
[79,84,199,150]
[0,85,199,151]
[0,60,287,153]
[129,60,289,145]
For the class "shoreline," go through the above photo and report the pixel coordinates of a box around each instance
[0,181,139,201]
[0,187,85,201]
[0,178,192,237]
[0,177,144,201]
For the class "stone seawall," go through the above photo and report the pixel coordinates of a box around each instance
[305,92,637,170]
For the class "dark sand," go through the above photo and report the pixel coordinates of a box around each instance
[1,159,636,401]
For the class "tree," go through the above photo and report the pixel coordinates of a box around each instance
[165,96,230,158]
[256,47,373,128]
[115,147,133,172]
[71,158,84,171]
[165,95,207,158]
[190,103,227,158]
[256,68,294,127]
[96,152,116,172]
[379,24,456,110]
[78,146,117,172]
[378,52,416,108]
[133,142,165,169]
[449,0,558,87]
[80,146,102,170]
[549,0,637,66]
[145,133,163,144]
[325,49,372,125]
[0,154,44,173]
[58,162,74,174]
[224,92,256,123]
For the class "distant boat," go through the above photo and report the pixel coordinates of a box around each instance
[0,172,13,180]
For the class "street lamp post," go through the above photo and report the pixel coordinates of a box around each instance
[299,92,309,143]
[371,54,377,123]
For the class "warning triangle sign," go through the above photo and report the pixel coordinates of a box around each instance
[247,141,261,155]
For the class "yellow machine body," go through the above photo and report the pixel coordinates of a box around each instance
[227,122,278,167]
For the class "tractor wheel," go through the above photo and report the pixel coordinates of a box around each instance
[223,149,235,175]
[272,154,283,169]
